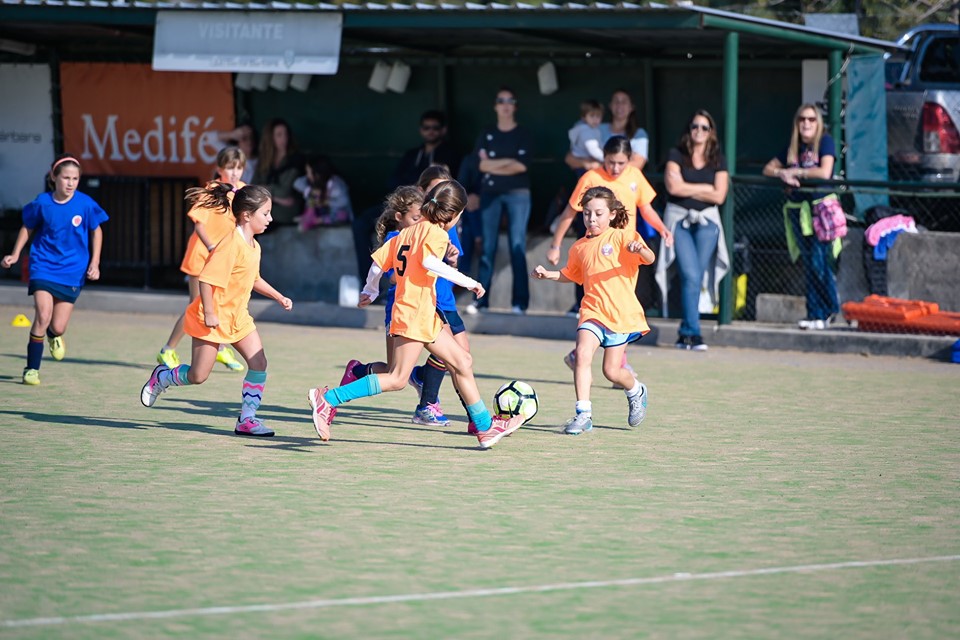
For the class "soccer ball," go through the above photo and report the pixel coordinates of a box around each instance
[494,380,538,424]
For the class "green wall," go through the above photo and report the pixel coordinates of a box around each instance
[244,59,803,225]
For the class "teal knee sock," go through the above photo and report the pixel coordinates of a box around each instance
[325,374,381,407]
[466,400,492,432]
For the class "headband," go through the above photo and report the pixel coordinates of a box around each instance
[430,197,438,204]
[50,157,81,176]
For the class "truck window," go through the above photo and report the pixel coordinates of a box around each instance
[919,36,960,83]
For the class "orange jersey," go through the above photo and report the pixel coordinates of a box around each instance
[372,221,448,342]
[567,166,656,231]
[183,227,260,344]
[179,181,244,276]
[560,226,652,335]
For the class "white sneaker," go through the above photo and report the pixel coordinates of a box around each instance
[511,305,525,315]
[465,303,479,315]
[798,319,826,330]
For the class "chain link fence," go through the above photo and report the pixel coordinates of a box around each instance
[719,176,960,337]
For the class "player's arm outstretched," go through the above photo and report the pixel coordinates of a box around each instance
[253,278,293,311]
[358,262,384,308]
[1,226,36,269]
[423,254,485,298]
[532,265,573,283]
[546,204,578,266]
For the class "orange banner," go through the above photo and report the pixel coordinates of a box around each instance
[60,63,234,183]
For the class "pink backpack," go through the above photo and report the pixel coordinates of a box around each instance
[812,195,847,243]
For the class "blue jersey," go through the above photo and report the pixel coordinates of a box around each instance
[23,191,109,287]
[383,230,399,328]
[436,226,463,312]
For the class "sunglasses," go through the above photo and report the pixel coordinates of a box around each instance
[797,116,818,123]
[690,123,711,132]
[421,124,442,131]
[496,97,517,105]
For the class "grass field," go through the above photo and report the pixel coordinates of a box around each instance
[1,305,958,639]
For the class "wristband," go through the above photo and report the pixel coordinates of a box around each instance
[550,245,561,250]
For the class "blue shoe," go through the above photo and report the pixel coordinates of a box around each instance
[412,406,445,426]
[408,366,423,395]
[426,402,449,426]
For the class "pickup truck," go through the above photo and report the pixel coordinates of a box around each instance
[886,24,960,184]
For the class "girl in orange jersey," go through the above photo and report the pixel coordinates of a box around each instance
[141,184,293,437]
[546,136,672,382]
[533,186,655,436]
[156,146,247,372]
[308,180,524,450]
[338,185,424,385]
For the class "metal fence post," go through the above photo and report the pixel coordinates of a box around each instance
[720,30,739,326]
[828,49,844,175]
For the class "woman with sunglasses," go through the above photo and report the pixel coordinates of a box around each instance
[467,86,534,315]
[762,104,838,330]
[658,109,729,351]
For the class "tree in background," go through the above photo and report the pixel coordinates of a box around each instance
[705,0,959,41]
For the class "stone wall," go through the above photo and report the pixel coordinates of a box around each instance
[838,228,960,313]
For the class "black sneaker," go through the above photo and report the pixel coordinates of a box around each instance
[689,335,709,351]
[675,336,692,350]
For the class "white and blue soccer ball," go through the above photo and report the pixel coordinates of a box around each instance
[494,380,539,424]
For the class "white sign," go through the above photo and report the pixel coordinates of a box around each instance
[0,64,54,209]
[153,11,342,74]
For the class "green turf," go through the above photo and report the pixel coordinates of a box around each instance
[1,306,958,639]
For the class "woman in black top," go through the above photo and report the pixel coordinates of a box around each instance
[467,87,534,315]
[658,109,729,351]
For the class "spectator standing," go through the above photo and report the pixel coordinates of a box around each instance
[467,87,534,315]
[253,118,304,228]
[762,104,840,330]
[658,109,730,351]
[351,110,459,279]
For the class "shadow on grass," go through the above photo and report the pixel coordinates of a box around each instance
[155,421,324,452]
[474,371,567,387]
[0,353,155,371]
[0,408,148,430]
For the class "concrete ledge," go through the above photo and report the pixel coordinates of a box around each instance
[755,294,806,324]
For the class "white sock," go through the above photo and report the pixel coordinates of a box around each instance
[625,381,642,398]
[575,400,592,415]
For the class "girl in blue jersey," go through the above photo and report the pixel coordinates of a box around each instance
[1,155,109,385]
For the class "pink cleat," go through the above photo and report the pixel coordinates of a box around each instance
[340,359,362,387]
[307,386,336,441]
[476,414,524,449]
[467,421,479,435]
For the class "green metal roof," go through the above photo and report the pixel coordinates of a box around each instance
[0,1,902,60]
